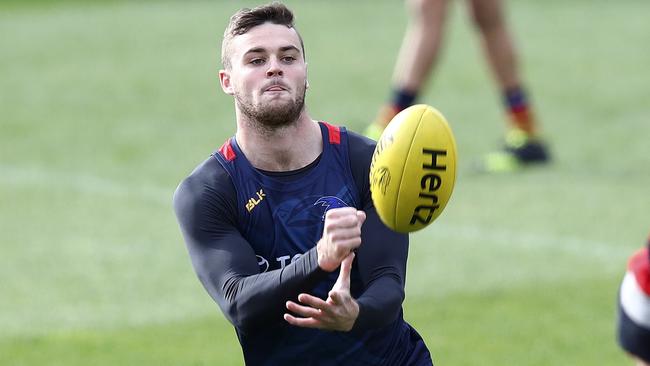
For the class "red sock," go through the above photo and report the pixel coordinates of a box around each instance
[504,86,536,135]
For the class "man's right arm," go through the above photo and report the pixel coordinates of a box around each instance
[172,158,329,334]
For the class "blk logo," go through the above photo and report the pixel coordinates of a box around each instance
[246,189,266,212]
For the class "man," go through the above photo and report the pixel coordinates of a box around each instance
[364,0,550,173]
[616,235,650,366]
[173,3,433,365]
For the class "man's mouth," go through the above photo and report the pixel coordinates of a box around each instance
[264,84,288,92]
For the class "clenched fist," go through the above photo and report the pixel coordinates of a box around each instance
[316,207,366,272]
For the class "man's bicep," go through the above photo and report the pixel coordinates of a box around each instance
[173,174,259,302]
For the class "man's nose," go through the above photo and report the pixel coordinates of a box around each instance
[266,58,284,77]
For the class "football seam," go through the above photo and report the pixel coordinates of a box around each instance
[394,106,426,231]
[436,110,457,209]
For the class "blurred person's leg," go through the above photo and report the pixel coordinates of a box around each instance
[469,0,550,171]
[469,0,531,134]
[365,0,449,139]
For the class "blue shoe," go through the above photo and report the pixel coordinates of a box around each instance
[478,129,551,173]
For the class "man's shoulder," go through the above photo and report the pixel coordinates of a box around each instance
[346,128,377,146]
[346,129,377,161]
[173,154,240,231]
[342,128,376,208]
[174,155,235,206]
[184,155,228,184]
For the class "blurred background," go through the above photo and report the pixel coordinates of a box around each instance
[1,0,648,364]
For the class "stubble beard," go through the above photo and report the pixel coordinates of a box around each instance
[235,84,307,134]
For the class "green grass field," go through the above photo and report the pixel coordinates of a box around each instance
[2,0,649,364]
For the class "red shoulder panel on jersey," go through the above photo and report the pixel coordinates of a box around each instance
[321,122,340,145]
[219,138,236,161]
[628,246,650,295]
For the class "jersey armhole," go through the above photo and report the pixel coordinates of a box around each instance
[345,131,375,210]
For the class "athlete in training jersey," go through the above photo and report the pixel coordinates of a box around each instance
[173,3,433,365]
[174,125,431,365]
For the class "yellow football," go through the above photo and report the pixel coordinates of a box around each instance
[369,104,457,233]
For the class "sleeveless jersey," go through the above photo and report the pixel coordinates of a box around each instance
[214,122,359,281]
[212,122,431,365]
[214,122,364,364]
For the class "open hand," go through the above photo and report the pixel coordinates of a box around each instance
[284,253,359,332]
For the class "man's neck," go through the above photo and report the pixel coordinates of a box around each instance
[235,113,323,172]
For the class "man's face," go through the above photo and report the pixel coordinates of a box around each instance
[220,22,307,128]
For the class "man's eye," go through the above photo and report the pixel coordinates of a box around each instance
[250,58,265,65]
[282,56,296,63]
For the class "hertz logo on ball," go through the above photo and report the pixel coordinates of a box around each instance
[369,104,457,233]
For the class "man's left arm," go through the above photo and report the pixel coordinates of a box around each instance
[347,130,409,331]
[351,206,408,331]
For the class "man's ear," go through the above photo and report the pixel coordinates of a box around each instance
[219,69,235,95]
[305,62,309,89]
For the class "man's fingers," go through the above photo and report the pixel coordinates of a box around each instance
[324,207,358,220]
[297,293,328,309]
[329,229,362,243]
[333,238,362,253]
[334,253,354,290]
[325,209,366,229]
[286,301,321,318]
[318,208,364,273]
[284,313,322,329]
[356,210,366,226]
[329,290,344,305]
[325,215,363,232]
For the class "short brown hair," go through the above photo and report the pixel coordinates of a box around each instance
[221,2,305,70]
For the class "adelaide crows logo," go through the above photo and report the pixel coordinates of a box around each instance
[370,166,391,195]
[314,196,348,221]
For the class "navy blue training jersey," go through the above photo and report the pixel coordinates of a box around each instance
[174,122,432,365]
[214,122,359,299]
